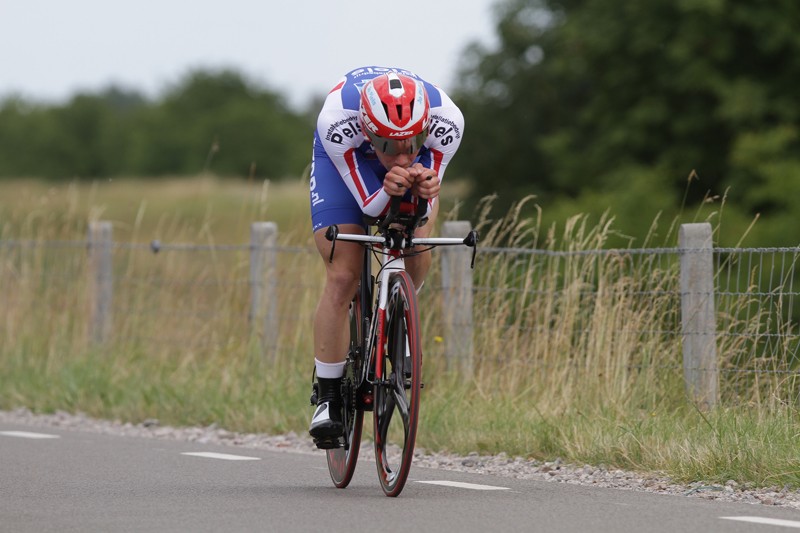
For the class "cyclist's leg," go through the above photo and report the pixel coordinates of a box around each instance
[309,225,364,445]
[312,225,365,365]
[309,149,366,442]
[405,199,439,289]
[310,142,368,366]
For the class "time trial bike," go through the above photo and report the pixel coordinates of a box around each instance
[310,197,478,497]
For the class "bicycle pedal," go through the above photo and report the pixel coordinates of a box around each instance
[313,437,342,450]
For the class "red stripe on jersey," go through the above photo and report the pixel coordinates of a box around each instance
[329,80,345,94]
[364,189,383,210]
[344,149,368,203]
[430,148,445,174]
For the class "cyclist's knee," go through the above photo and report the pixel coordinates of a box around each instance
[324,267,360,302]
[326,267,359,288]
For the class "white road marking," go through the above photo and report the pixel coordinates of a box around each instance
[721,516,800,529]
[0,431,60,439]
[181,452,260,461]
[415,480,510,491]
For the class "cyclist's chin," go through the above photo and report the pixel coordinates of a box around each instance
[374,150,416,170]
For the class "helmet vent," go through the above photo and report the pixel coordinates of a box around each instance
[389,78,403,90]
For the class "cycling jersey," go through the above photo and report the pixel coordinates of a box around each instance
[310,66,465,232]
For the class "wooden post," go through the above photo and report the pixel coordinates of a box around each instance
[250,222,278,358]
[679,223,719,409]
[441,221,474,375]
[88,221,113,345]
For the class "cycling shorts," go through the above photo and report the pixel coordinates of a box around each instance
[309,144,367,233]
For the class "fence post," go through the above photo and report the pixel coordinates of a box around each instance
[250,222,278,358]
[441,221,474,375]
[88,221,113,345]
[679,223,719,409]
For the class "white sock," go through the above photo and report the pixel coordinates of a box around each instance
[315,358,345,379]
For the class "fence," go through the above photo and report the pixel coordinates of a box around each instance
[2,221,799,409]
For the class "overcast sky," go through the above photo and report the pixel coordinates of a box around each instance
[1,0,499,110]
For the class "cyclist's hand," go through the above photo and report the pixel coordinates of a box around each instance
[384,166,414,197]
[409,164,440,200]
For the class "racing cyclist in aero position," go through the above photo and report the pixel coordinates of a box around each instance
[308,66,465,447]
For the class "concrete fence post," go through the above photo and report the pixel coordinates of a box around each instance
[88,221,113,345]
[441,221,474,375]
[250,222,278,358]
[679,222,719,409]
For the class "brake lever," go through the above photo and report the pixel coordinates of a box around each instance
[464,230,479,269]
[325,225,339,263]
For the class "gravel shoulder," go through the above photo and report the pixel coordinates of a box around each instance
[2,408,799,510]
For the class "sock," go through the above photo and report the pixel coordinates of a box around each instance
[315,358,345,379]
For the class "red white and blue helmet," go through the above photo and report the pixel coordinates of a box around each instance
[359,73,430,155]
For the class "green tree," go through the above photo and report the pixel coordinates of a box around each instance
[0,98,56,177]
[0,88,146,179]
[452,0,800,245]
[134,69,309,178]
[0,70,311,181]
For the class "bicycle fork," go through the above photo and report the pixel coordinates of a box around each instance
[366,253,406,392]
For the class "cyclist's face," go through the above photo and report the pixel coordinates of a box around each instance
[373,140,419,169]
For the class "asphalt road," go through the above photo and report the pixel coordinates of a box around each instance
[2,422,800,532]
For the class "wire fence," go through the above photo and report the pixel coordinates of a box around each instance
[2,222,799,408]
[461,241,800,406]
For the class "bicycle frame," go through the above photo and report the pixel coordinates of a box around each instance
[322,198,477,495]
[328,224,477,392]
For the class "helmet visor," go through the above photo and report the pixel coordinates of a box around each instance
[365,129,429,156]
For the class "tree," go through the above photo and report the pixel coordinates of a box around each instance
[135,69,309,178]
[0,98,55,177]
[451,0,800,245]
[0,88,146,179]
[0,69,311,181]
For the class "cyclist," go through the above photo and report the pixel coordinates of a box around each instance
[308,66,465,446]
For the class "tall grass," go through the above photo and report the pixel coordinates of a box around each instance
[463,198,681,409]
[1,177,799,488]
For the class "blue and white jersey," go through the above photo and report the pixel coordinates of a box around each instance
[310,66,464,226]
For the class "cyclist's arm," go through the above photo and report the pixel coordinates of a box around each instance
[419,91,465,181]
[316,108,393,218]
[410,91,465,215]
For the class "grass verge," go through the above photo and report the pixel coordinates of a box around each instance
[1,176,799,489]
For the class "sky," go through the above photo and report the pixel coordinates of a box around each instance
[0,0,500,110]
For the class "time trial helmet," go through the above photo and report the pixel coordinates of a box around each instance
[359,72,430,155]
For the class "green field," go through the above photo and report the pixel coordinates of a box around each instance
[1,176,799,490]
